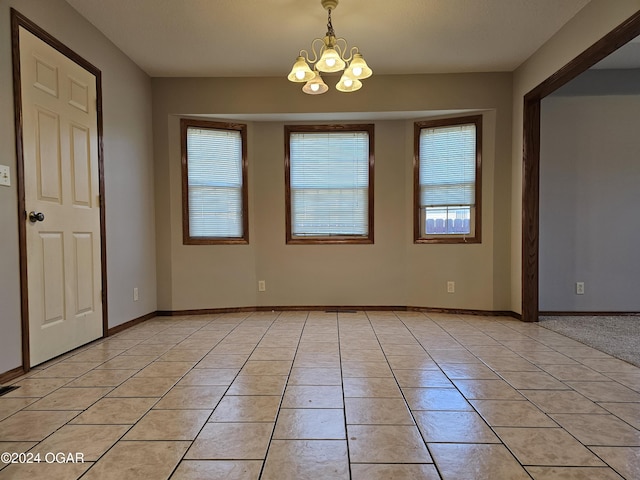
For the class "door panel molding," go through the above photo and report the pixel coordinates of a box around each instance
[11,9,108,371]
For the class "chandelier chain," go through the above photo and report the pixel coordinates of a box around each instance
[326,9,335,37]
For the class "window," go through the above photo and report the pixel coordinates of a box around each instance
[414,115,482,244]
[181,119,248,244]
[285,124,374,244]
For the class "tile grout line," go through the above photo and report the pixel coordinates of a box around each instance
[444,316,636,477]
[78,311,257,479]
[255,310,307,480]
[75,314,233,479]
[374,310,452,477]
[337,310,354,480]
[430,315,565,475]
[5,318,183,477]
[395,311,542,477]
[495,319,640,447]
[162,311,261,479]
[3,320,188,474]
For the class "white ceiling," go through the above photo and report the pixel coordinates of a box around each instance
[64,0,595,78]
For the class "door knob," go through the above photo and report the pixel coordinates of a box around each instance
[28,211,45,223]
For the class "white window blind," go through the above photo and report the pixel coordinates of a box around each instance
[289,131,369,237]
[419,123,476,209]
[186,127,244,238]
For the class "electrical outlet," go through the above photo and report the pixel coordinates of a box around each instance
[133,287,139,301]
[0,165,10,187]
[258,280,266,292]
[576,282,585,295]
[447,281,455,294]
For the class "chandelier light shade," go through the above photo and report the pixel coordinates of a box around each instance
[287,0,372,95]
[345,54,372,79]
[287,56,315,82]
[336,74,362,92]
[316,46,346,73]
[302,71,330,95]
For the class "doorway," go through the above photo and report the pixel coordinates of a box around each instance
[521,11,640,322]
[11,10,108,368]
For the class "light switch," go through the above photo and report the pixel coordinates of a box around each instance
[0,165,10,186]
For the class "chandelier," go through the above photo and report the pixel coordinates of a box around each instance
[287,0,372,95]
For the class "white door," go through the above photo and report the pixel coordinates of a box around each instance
[19,26,103,366]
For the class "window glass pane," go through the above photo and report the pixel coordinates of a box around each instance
[186,126,244,238]
[289,131,370,237]
[424,206,471,234]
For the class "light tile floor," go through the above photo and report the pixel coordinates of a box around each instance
[1,310,639,479]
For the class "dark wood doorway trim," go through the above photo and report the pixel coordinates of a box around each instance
[522,11,640,322]
[10,9,108,370]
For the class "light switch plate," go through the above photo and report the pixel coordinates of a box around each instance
[0,165,10,186]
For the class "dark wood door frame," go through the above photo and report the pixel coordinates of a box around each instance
[522,11,640,322]
[11,9,108,370]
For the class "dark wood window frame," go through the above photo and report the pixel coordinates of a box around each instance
[181,118,249,245]
[414,115,482,244]
[285,124,375,245]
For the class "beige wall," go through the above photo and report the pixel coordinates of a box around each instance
[0,0,156,375]
[510,0,640,314]
[152,74,513,312]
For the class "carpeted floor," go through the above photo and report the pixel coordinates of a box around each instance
[539,315,640,368]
